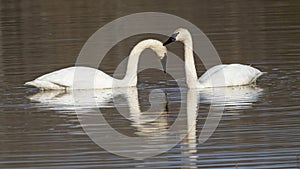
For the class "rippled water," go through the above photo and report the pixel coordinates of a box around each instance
[0,1,299,168]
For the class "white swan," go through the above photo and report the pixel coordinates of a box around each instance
[163,28,265,88]
[25,39,167,90]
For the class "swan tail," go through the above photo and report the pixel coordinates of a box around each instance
[24,80,65,90]
[258,71,267,78]
[250,71,267,84]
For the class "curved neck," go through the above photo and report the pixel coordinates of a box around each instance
[121,47,142,86]
[182,33,200,88]
[122,41,157,86]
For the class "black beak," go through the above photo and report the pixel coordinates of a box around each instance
[163,37,176,46]
[161,53,167,73]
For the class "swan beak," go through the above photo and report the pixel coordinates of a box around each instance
[163,37,176,46]
[161,53,167,73]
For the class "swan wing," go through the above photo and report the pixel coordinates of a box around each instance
[25,66,115,90]
[198,64,228,82]
[199,64,264,87]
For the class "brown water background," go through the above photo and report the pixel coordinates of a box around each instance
[0,0,299,168]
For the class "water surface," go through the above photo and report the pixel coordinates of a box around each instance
[0,0,299,168]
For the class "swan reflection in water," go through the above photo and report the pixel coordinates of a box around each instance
[179,86,263,167]
[199,86,263,112]
[28,87,176,158]
[27,85,262,161]
[28,89,116,110]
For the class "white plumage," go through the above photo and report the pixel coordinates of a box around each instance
[199,64,265,88]
[25,66,115,90]
[25,39,167,90]
[163,28,265,88]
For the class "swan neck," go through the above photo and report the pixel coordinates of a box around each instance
[183,36,200,88]
[122,45,144,86]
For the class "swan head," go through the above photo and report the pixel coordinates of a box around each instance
[135,39,167,73]
[145,39,167,60]
[149,40,167,73]
[163,28,191,46]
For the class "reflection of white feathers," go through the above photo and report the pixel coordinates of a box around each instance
[27,88,170,137]
[27,85,263,160]
[199,86,263,111]
[28,89,120,110]
[126,89,170,137]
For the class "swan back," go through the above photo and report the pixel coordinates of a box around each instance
[25,66,115,90]
[199,64,264,87]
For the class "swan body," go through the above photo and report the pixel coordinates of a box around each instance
[198,64,264,88]
[25,66,116,90]
[163,28,265,88]
[25,39,167,90]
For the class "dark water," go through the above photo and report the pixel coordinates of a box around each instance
[0,0,299,168]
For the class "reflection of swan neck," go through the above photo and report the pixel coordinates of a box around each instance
[182,89,198,156]
[182,32,201,88]
[126,88,141,114]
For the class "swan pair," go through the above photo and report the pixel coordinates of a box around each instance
[25,28,265,90]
